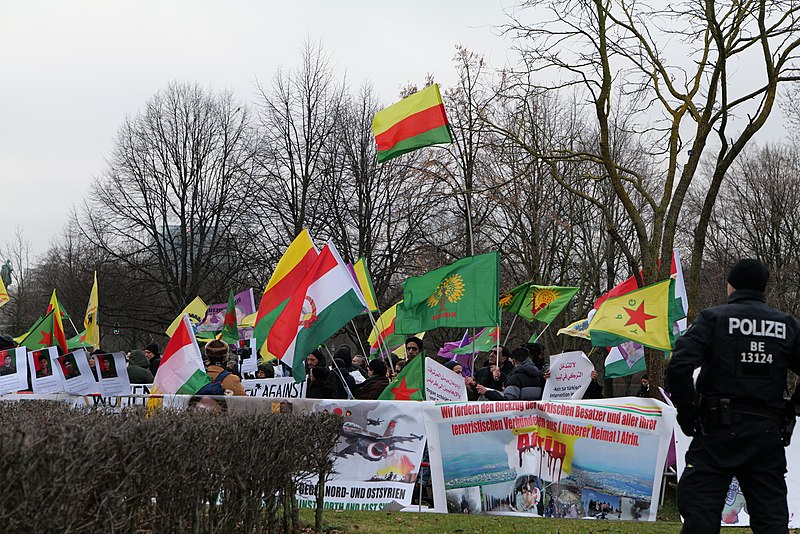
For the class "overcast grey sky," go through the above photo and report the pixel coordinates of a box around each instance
[1,1,512,256]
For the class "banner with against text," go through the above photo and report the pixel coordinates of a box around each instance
[423,398,675,521]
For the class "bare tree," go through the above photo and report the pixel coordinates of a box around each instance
[252,39,345,254]
[0,228,39,335]
[490,0,800,392]
[77,82,257,333]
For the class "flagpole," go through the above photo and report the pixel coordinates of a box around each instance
[67,316,81,339]
[350,319,367,358]
[364,309,396,377]
[533,322,553,343]
[502,314,519,346]
[324,345,354,399]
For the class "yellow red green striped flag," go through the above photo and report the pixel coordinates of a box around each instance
[372,84,453,162]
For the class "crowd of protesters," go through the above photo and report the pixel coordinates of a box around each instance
[0,330,611,401]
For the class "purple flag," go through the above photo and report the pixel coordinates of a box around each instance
[437,329,484,377]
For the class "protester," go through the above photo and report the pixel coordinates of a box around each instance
[203,340,245,396]
[256,364,274,379]
[583,370,603,399]
[475,349,507,389]
[636,374,650,398]
[352,354,369,379]
[405,336,424,360]
[477,346,544,401]
[88,349,104,381]
[444,360,463,376]
[225,354,241,378]
[355,359,390,400]
[306,366,335,399]
[127,349,155,384]
[525,343,548,373]
[144,343,161,378]
[306,349,326,373]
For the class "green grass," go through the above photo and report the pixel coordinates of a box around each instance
[302,487,798,533]
[304,505,761,534]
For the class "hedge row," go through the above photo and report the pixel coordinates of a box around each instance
[0,400,342,533]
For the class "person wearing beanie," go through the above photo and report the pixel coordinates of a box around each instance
[126,350,155,384]
[306,349,326,372]
[203,340,245,396]
[666,258,800,532]
[143,343,161,378]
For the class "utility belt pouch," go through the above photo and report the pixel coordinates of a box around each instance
[719,399,731,426]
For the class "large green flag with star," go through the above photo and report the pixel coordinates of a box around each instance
[18,311,61,351]
[588,279,685,351]
[500,283,579,324]
[395,252,499,334]
[379,354,425,401]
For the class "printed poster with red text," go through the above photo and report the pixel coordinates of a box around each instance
[423,398,675,520]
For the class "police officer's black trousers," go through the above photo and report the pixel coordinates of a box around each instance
[677,420,788,534]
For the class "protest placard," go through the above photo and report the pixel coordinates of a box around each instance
[542,351,594,400]
[29,346,63,394]
[0,347,28,394]
[425,358,468,402]
[96,352,131,397]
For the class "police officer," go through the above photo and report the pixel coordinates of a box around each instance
[666,258,800,533]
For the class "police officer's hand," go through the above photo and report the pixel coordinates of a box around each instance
[677,409,700,437]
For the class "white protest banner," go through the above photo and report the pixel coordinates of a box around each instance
[542,351,594,400]
[29,346,63,394]
[299,398,428,511]
[56,349,98,395]
[96,352,131,397]
[153,396,428,511]
[425,357,468,402]
[242,377,306,398]
[0,347,29,394]
[423,398,676,520]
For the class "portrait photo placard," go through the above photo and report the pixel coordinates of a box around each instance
[0,346,29,394]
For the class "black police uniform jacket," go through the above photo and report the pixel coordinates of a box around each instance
[667,289,800,416]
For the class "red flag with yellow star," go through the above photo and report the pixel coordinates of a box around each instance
[378,353,425,401]
[588,279,685,351]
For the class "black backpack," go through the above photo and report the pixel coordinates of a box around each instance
[196,370,230,396]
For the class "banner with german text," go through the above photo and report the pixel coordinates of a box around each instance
[423,398,676,520]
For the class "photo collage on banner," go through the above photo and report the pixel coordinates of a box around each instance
[0,347,29,394]
[423,398,675,521]
[28,346,62,394]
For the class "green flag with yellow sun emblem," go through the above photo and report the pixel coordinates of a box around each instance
[395,252,500,334]
[500,283,579,324]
